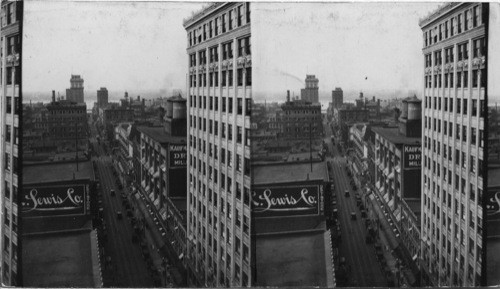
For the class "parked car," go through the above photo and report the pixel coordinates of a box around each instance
[110,189,115,196]
[351,211,357,220]
[116,210,123,219]
[345,190,350,197]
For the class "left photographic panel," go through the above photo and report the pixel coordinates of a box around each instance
[0,0,22,286]
[20,1,208,287]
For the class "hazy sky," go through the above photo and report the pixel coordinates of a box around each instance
[23,1,205,98]
[252,2,442,101]
[23,1,500,103]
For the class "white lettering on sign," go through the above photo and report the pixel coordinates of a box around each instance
[252,188,318,212]
[487,191,500,216]
[23,188,84,212]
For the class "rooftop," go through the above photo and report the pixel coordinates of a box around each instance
[253,162,327,185]
[488,164,500,188]
[23,230,100,288]
[183,3,225,28]
[419,3,461,27]
[372,126,421,145]
[137,126,186,144]
[23,161,93,185]
[255,230,332,287]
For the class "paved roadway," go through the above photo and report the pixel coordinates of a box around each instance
[90,125,155,287]
[324,122,387,287]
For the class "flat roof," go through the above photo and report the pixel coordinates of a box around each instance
[137,126,186,144]
[372,126,421,145]
[23,230,100,287]
[253,162,327,185]
[255,231,332,287]
[488,165,500,188]
[23,161,93,185]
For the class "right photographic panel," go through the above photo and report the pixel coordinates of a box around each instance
[250,2,500,287]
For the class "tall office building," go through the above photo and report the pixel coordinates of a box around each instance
[419,3,487,286]
[66,74,84,104]
[301,74,319,103]
[97,87,108,107]
[0,0,21,285]
[184,3,252,287]
[332,87,343,108]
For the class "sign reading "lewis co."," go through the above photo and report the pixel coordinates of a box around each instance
[22,184,88,217]
[169,144,187,167]
[252,184,320,217]
[403,144,422,168]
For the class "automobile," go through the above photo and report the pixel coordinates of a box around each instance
[351,211,357,220]
[110,189,116,196]
[361,210,367,218]
[345,190,350,197]
[116,210,123,219]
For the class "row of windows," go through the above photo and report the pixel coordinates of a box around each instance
[3,125,19,145]
[423,4,483,47]
[4,152,18,173]
[425,38,485,68]
[190,36,251,67]
[190,95,251,116]
[0,2,19,28]
[187,3,250,48]
[189,148,251,178]
[189,129,250,158]
[3,180,18,201]
[424,68,486,88]
[424,97,485,117]
[424,126,484,157]
[4,96,20,115]
[189,67,252,88]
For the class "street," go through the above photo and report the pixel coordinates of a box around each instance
[324,121,387,287]
[90,125,156,287]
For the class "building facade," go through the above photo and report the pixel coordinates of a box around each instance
[0,0,21,285]
[184,3,252,286]
[280,91,322,139]
[97,87,108,107]
[66,74,84,104]
[419,3,487,286]
[300,74,319,103]
[46,98,88,152]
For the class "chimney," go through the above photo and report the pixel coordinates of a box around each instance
[52,90,56,103]
[287,90,290,102]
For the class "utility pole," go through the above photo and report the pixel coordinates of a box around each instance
[309,122,313,172]
[75,121,79,171]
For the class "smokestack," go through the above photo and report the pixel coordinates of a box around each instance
[52,90,56,103]
[287,90,290,102]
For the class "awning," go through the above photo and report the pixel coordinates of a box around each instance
[160,164,166,172]
[383,192,390,203]
[153,170,160,179]
[135,192,141,199]
[388,171,395,180]
[149,166,155,175]
[149,192,154,201]
[388,198,395,210]
[159,207,167,220]
[394,209,401,221]
[179,253,184,260]
[412,254,418,261]
[154,197,160,208]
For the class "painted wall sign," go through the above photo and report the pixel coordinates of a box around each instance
[252,184,320,217]
[22,184,87,217]
[403,144,421,168]
[169,144,187,167]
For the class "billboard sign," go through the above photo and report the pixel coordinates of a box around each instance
[403,144,421,168]
[252,184,321,217]
[169,144,187,167]
[22,184,88,217]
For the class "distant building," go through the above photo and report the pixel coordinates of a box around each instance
[333,105,369,145]
[332,87,343,108]
[97,87,108,107]
[301,75,319,103]
[0,0,22,285]
[419,3,487,286]
[281,90,322,139]
[66,75,85,104]
[46,93,88,152]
